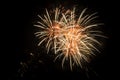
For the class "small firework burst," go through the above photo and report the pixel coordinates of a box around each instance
[34,7,105,70]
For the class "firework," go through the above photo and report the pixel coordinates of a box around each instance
[34,7,105,70]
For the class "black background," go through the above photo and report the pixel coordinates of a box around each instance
[2,0,118,80]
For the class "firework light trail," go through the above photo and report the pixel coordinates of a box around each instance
[34,7,105,70]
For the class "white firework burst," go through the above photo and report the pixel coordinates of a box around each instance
[34,7,105,70]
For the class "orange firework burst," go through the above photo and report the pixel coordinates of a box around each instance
[34,7,105,70]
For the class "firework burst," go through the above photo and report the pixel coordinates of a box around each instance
[34,7,105,70]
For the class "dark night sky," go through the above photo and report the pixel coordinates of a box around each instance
[2,0,119,80]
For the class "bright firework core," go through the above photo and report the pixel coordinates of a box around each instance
[34,7,105,70]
